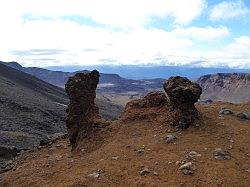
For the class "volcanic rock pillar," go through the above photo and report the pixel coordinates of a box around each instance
[65,70,100,149]
[163,76,202,129]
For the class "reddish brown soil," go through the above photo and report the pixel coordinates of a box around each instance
[1,102,250,187]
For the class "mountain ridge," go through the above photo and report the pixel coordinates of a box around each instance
[197,73,250,103]
[46,64,250,80]
[0,61,164,93]
[1,61,250,104]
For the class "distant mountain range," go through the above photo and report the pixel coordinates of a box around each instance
[0,61,164,94]
[1,61,250,103]
[46,64,250,80]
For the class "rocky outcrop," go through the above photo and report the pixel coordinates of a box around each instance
[125,91,168,109]
[120,91,169,123]
[121,76,202,129]
[163,76,202,128]
[65,70,101,149]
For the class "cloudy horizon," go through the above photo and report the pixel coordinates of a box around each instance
[0,0,250,68]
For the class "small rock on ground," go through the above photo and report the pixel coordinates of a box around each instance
[111,156,119,160]
[178,162,195,175]
[88,171,101,178]
[140,168,150,176]
[153,171,159,176]
[164,134,177,143]
[214,148,231,160]
[219,109,233,115]
[186,151,201,160]
[236,112,250,120]
[137,149,145,154]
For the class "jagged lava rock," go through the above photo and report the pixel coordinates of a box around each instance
[163,76,202,128]
[164,76,202,105]
[65,70,101,149]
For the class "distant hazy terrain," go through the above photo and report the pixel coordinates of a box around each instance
[0,61,164,106]
[0,61,164,93]
[1,61,250,104]
[46,65,250,80]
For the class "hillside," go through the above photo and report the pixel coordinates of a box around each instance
[0,61,163,93]
[197,73,250,103]
[0,63,123,170]
[0,63,68,168]
[1,101,249,186]
[0,61,165,107]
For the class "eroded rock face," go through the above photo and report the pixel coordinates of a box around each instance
[164,76,202,128]
[126,91,168,109]
[120,91,170,123]
[65,70,100,149]
[121,76,202,129]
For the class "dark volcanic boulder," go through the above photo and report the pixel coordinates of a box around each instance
[164,76,202,128]
[164,76,202,105]
[65,70,101,149]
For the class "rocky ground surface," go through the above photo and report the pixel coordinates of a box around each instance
[1,101,249,186]
[0,63,68,170]
[1,63,249,186]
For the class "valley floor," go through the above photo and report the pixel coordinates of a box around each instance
[0,102,250,186]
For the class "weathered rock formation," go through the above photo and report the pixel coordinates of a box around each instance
[126,91,168,108]
[121,76,202,129]
[163,76,202,128]
[120,91,169,123]
[65,70,101,149]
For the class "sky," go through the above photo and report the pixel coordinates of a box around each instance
[0,0,250,68]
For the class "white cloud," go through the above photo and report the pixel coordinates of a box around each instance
[0,0,207,66]
[0,0,249,69]
[210,0,250,21]
[0,16,249,68]
[223,36,250,58]
[174,26,230,41]
[0,18,194,66]
[205,36,250,57]
[0,0,206,28]
[197,36,250,68]
[165,0,207,25]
